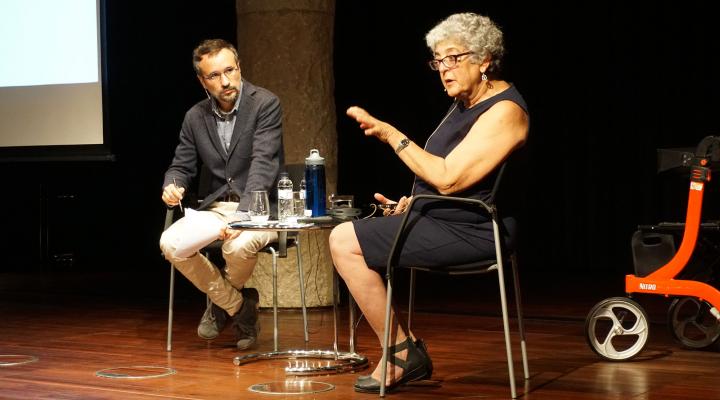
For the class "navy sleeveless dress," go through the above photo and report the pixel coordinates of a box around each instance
[352,85,528,268]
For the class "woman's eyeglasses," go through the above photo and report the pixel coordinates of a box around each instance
[428,52,474,71]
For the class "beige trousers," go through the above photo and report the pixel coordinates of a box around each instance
[159,202,277,316]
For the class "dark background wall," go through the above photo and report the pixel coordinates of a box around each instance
[334,1,720,279]
[1,1,719,294]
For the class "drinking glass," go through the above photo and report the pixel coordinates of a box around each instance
[329,194,354,209]
[248,190,270,222]
[286,191,304,224]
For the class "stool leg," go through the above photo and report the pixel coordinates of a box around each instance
[294,237,309,342]
[269,247,279,352]
[166,264,175,352]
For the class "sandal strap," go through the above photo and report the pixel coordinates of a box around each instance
[386,337,415,369]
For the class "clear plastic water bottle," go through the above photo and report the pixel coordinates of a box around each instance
[304,149,326,217]
[277,172,293,222]
[299,177,309,216]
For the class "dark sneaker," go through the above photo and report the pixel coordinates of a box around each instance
[231,287,260,350]
[197,300,228,340]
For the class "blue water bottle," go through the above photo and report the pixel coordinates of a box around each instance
[304,149,326,217]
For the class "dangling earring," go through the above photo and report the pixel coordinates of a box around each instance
[482,73,493,89]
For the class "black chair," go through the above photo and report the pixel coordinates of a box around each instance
[378,165,529,398]
[164,167,309,352]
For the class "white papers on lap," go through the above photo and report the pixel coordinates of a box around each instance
[173,208,225,258]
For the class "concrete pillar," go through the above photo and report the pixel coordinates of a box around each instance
[236,0,336,307]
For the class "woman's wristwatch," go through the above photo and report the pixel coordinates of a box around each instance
[395,138,411,154]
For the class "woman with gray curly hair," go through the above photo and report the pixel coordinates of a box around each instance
[330,12,529,393]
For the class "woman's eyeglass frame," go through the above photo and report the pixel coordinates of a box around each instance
[428,52,475,71]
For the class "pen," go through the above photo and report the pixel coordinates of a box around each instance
[173,177,184,212]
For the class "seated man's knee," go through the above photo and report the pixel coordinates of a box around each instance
[159,227,198,263]
[159,231,178,262]
[223,231,272,260]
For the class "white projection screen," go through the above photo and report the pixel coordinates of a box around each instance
[0,0,111,161]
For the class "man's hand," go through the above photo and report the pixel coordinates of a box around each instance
[162,183,185,207]
[219,226,241,241]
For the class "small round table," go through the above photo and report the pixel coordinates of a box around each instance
[228,220,367,375]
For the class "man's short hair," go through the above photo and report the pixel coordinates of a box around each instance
[192,39,240,75]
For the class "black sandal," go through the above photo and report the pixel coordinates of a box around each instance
[354,337,433,393]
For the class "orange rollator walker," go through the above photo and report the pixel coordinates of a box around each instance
[586,136,720,360]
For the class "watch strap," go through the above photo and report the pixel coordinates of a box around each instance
[395,138,411,154]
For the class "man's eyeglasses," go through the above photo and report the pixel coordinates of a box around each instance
[428,52,474,71]
[203,66,239,81]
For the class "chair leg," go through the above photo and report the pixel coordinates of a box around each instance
[294,237,310,343]
[379,277,394,397]
[511,253,530,380]
[332,270,339,355]
[348,289,357,354]
[407,268,416,333]
[493,221,517,399]
[167,264,175,352]
[268,247,279,352]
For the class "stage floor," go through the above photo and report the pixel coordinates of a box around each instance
[2,270,720,399]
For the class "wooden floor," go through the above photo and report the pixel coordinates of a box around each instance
[2,270,720,399]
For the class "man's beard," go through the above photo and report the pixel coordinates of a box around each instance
[217,87,238,104]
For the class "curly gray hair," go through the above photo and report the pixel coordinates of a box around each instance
[425,13,504,73]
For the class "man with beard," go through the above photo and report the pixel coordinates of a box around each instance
[159,39,283,350]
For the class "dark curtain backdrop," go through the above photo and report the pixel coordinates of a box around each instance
[1,1,718,289]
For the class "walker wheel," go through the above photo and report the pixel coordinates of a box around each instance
[585,297,650,361]
[667,297,720,349]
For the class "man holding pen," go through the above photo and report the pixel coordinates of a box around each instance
[159,39,283,350]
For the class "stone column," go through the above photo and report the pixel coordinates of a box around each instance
[236,0,336,307]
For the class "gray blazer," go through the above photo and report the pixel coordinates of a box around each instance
[163,80,283,211]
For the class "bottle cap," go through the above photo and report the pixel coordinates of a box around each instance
[280,172,289,178]
[305,149,325,165]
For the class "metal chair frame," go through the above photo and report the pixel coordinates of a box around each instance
[379,191,530,398]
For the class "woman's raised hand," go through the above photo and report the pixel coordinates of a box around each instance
[347,106,398,143]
